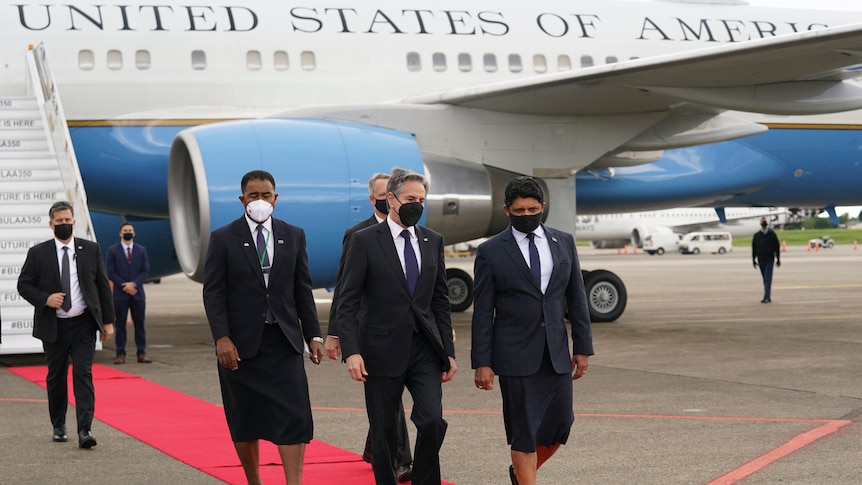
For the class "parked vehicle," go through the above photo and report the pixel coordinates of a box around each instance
[678,232,733,254]
[644,232,681,255]
[808,235,835,249]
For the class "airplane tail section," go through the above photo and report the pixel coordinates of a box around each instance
[0,44,97,354]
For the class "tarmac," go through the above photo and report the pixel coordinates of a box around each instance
[1,244,860,485]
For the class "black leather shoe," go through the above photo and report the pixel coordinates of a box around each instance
[396,464,412,483]
[78,430,97,448]
[509,465,519,485]
[52,426,68,442]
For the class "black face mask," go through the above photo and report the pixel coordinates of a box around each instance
[122,233,134,241]
[761,224,768,230]
[53,223,73,241]
[395,197,424,227]
[509,212,543,234]
[374,198,389,215]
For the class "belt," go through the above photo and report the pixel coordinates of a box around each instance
[57,314,90,323]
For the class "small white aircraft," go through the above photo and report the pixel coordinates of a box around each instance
[577,207,814,252]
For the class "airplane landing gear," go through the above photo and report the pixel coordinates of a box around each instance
[581,270,627,323]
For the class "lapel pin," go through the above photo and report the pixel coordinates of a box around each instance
[278,239,284,245]
[77,245,83,250]
[243,242,250,247]
[423,237,428,242]
[551,237,558,243]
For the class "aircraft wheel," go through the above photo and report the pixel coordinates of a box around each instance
[447,268,474,313]
[583,270,627,323]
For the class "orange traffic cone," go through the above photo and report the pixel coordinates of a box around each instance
[623,246,628,255]
[807,243,811,252]
[632,246,637,254]
[617,248,622,254]
[781,240,787,252]
[815,243,820,252]
[854,240,858,250]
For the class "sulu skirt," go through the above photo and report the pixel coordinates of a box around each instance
[218,323,313,445]
[498,346,574,453]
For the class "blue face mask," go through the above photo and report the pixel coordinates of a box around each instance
[374,198,389,215]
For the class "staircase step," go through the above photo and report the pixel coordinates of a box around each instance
[0,190,65,204]
[0,180,65,192]
[0,138,50,151]
[0,97,38,110]
[0,158,59,170]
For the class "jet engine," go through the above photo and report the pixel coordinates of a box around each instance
[167,118,524,286]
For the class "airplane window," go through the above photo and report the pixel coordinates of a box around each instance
[107,50,122,70]
[246,50,262,71]
[533,54,547,73]
[558,55,571,71]
[580,55,594,67]
[458,53,472,72]
[274,51,289,71]
[432,53,446,72]
[406,52,421,72]
[508,54,523,73]
[78,50,95,70]
[301,51,316,71]
[483,53,497,73]
[135,50,151,70]
[191,50,206,70]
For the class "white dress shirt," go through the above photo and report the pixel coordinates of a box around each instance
[511,225,552,294]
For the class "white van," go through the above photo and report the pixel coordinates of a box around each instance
[644,232,681,255]
[678,232,733,254]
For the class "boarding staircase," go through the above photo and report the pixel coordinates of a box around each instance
[0,44,95,354]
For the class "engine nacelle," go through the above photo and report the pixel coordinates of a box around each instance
[168,119,524,285]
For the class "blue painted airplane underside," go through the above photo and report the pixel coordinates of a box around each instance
[71,125,862,283]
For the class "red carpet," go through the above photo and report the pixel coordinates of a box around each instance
[9,365,449,484]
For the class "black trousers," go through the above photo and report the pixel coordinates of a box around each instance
[113,296,146,356]
[363,401,413,468]
[364,333,447,485]
[43,314,98,433]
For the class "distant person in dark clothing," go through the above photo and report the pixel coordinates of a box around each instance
[752,217,781,303]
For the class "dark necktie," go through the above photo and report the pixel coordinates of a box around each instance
[401,230,418,295]
[527,233,541,289]
[256,225,275,324]
[126,246,132,263]
[61,246,72,311]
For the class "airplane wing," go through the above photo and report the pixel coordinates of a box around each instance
[403,22,862,117]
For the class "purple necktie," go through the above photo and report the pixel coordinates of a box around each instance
[401,230,418,295]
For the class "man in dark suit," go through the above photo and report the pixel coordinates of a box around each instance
[17,201,115,448]
[105,222,151,364]
[752,216,781,303]
[337,167,456,485]
[202,170,324,485]
[471,176,593,485]
[325,173,414,482]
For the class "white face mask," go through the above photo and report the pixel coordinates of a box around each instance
[246,199,273,223]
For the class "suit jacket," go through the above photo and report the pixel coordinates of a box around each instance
[471,225,593,377]
[336,221,454,377]
[105,242,150,301]
[327,215,378,337]
[202,216,321,359]
[17,238,114,343]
